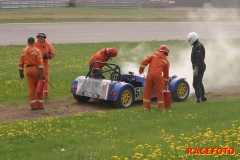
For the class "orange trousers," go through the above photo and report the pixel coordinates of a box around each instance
[44,63,49,97]
[26,66,44,109]
[143,74,164,109]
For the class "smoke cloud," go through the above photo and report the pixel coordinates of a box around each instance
[184,4,240,91]
[119,4,240,94]
[119,42,151,75]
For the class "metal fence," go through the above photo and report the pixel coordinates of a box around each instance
[76,0,175,9]
[1,0,239,10]
[0,0,69,10]
[0,0,176,10]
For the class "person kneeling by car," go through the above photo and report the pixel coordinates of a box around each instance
[88,48,118,78]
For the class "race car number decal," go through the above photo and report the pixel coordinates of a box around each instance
[82,91,99,98]
[135,87,140,98]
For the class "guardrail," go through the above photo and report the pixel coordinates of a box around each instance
[141,0,175,8]
[76,0,141,9]
[76,0,175,9]
[0,0,69,10]
[0,0,176,10]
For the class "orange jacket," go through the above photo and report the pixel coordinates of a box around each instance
[18,45,44,69]
[139,51,170,87]
[89,48,110,72]
[34,40,55,64]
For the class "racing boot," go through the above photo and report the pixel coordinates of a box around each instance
[30,102,37,110]
[144,106,151,110]
[201,96,207,102]
[44,90,48,98]
[195,98,201,104]
[158,104,164,110]
[143,101,151,110]
[36,101,44,110]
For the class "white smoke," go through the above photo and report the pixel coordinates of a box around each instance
[188,3,239,22]
[119,4,240,94]
[174,4,240,92]
[119,42,151,75]
[169,47,193,92]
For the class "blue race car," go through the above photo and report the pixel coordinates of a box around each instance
[71,61,190,108]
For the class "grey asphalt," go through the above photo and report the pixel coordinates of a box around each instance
[0,22,240,45]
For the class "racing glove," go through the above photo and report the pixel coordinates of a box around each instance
[43,53,51,59]
[39,68,45,80]
[193,67,198,76]
[19,69,24,79]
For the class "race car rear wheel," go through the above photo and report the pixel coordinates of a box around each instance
[171,80,190,101]
[114,87,133,108]
[73,94,91,103]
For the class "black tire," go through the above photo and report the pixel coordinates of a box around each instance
[73,94,91,103]
[114,87,134,108]
[171,80,190,101]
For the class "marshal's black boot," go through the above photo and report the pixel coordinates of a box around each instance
[195,98,201,104]
[201,96,207,102]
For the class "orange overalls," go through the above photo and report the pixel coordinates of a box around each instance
[139,51,170,109]
[18,45,44,109]
[89,48,110,73]
[34,40,55,97]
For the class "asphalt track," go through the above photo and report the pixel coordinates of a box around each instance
[0,22,240,45]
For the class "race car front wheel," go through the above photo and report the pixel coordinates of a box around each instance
[171,80,190,101]
[73,94,91,103]
[114,87,134,108]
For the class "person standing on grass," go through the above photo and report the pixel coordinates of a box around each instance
[187,32,207,103]
[139,44,170,110]
[18,37,45,110]
[34,32,55,98]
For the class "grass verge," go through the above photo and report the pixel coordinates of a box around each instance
[0,40,189,105]
[0,98,239,159]
[0,7,239,23]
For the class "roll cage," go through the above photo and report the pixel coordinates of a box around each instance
[87,61,134,84]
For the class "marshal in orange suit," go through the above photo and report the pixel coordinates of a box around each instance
[18,37,45,110]
[89,48,118,74]
[139,45,170,110]
[34,32,55,98]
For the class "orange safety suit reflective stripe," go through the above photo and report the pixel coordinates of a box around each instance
[89,48,110,73]
[139,52,170,109]
[18,45,44,109]
[34,40,55,97]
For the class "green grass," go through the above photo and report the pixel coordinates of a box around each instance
[0,40,190,105]
[0,7,239,23]
[1,39,240,105]
[0,18,186,23]
[0,7,186,23]
[0,98,239,160]
[0,7,188,16]
[1,9,240,159]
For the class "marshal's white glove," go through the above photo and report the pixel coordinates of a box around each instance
[193,67,198,76]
